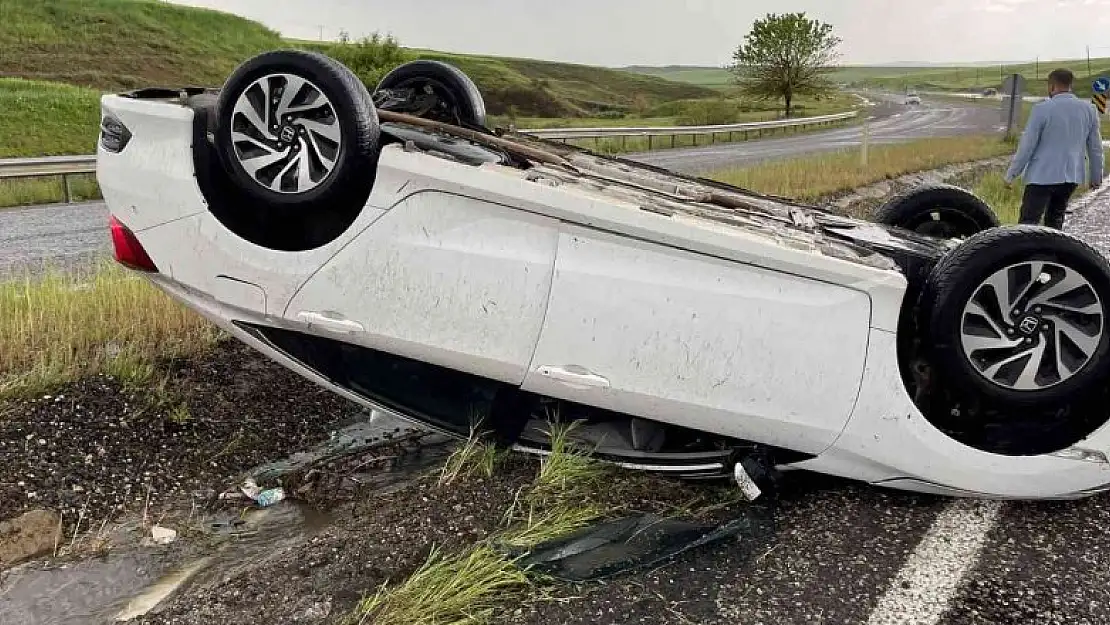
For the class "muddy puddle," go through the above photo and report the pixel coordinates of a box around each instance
[0,411,453,624]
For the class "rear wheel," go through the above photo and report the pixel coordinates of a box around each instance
[874,184,999,239]
[923,225,1110,410]
[373,60,487,129]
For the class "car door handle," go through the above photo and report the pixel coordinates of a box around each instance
[536,365,610,390]
[297,311,365,333]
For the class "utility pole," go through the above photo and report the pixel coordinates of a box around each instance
[317,25,324,41]
[1035,57,1039,79]
[1089,46,1093,78]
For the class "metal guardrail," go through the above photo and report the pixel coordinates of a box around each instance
[0,154,98,203]
[0,110,858,204]
[521,111,857,140]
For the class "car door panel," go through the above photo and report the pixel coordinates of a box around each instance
[521,225,871,454]
[285,190,560,386]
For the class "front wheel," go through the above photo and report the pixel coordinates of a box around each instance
[373,60,487,129]
[922,225,1110,409]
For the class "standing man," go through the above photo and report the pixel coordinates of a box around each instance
[1004,68,1104,229]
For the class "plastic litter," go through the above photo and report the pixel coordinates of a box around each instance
[234,477,286,508]
[254,488,286,507]
[505,507,775,582]
[150,526,177,545]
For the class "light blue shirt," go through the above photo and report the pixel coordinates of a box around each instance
[1004,92,1104,186]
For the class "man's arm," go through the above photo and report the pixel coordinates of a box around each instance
[1087,105,1104,188]
[1005,103,1046,183]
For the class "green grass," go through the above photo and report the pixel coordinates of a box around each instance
[619,65,737,89]
[973,172,1101,225]
[0,77,102,157]
[0,0,283,90]
[0,260,220,398]
[350,544,534,625]
[0,175,101,208]
[708,135,1013,201]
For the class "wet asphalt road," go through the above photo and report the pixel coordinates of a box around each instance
[627,91,1004,175]
[0,92,1002,277]
[0,200,109,277]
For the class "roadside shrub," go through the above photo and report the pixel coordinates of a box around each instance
[304,33,410,88]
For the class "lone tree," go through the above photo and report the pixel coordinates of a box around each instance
[728,13,841,117]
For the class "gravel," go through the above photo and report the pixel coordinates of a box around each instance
[0,341,360,530]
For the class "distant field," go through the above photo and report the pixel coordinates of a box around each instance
[627,59,1110,97]
[619,66,734,89]
[850,58,1110,96]
[621,64,964,89]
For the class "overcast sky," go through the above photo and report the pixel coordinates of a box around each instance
[174,0,1110,67]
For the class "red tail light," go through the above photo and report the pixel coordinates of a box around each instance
[109,215,158,272]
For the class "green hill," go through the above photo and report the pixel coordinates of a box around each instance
[0,0,284,89]
[620,66,735,89]
[0,0,716,118]
[298,45,718,118]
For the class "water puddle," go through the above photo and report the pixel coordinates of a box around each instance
[0,551,168,625]
[0,410,455,624]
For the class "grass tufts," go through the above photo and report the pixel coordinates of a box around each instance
[707,134,1012,201]
[972,173,1028,225]
[350,545,533,625]
[527,420,609,510]
[498,503,605,551]
[0,260,220,398]
[0,176,101,209]
[439,426,505,487]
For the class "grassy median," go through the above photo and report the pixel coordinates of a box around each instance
[706,134,1012,200]
[0,261,219,398]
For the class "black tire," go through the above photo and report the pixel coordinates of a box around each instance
[873,184,1000,239]
[213,49,379,210]
[922,225,1110,409]
[374,60,487,129]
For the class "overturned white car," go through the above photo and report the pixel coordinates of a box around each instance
[96,50,1110,500]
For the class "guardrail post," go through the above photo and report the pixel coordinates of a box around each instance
[648,135,653,150]
[62,174,73,203]
[670,135,675,149]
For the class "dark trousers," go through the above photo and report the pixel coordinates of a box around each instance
[1020,183,1078,229]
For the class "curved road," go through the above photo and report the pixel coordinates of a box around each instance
[0,92,1004,276]
[627,90,1003,174]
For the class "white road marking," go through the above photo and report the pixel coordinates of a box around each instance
[866,499,1004,625]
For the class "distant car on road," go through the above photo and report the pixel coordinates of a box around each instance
[904,92,922,105]
[95,50,1110,501]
